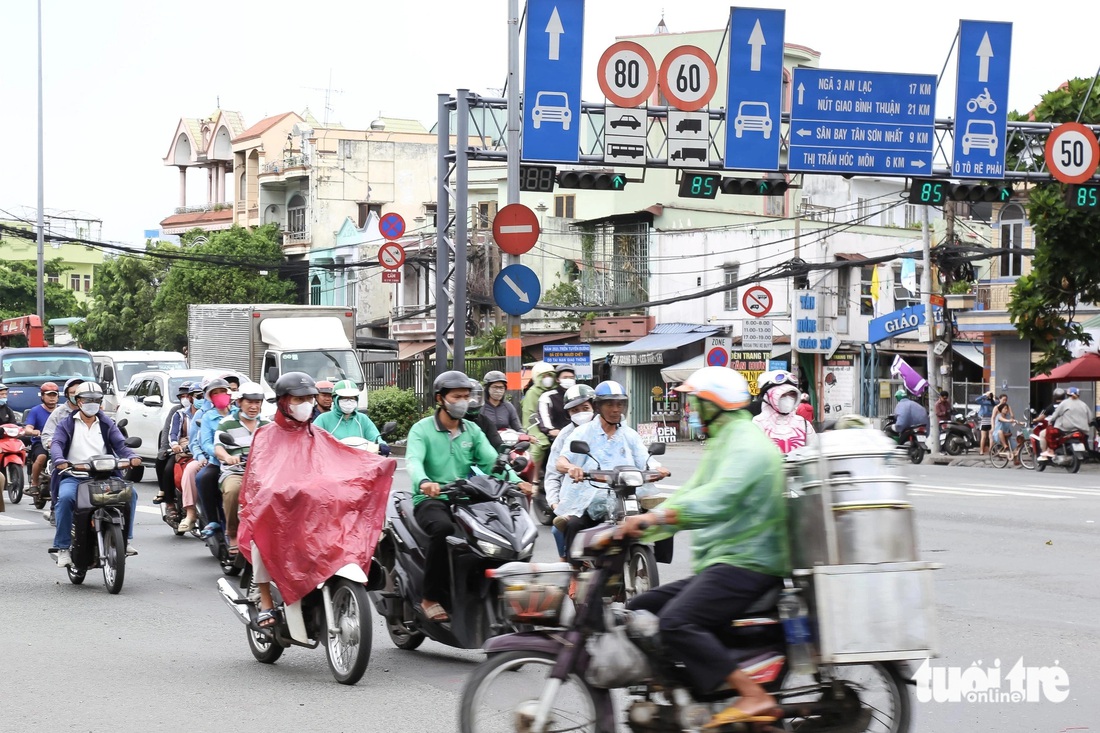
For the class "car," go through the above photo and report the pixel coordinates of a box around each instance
[961,119,998,156]
[609,114,641,130]
[114,368,245,460]
[532,91,571,131]
[734,101,772,139]
[93,350,187,416]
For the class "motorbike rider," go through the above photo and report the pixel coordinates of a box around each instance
[466,379,504,452]
[620,366,788,728]
[196,378,237,536]
[211,382,269,558]
[752,370,815,454]
[179,378,218,533]
[991,393,1016,449]
[405,370,533,622]
[535,365,575,442]
[892,388,929,444]
[934,390,953,424]
[481,371,521,432]
[153,382,192,505]
[41,377,87,522]
[520,361,555,482]
[0,383,17,425]
[795,392,814,423]
[313,380,390,455]
[23,382,60,492]
[1035,388,1065,457]
[1044,387,1093,458]
[312,380,335,418]
[544,384,595,561]
[50,383,141,568]
[556,381,670,563]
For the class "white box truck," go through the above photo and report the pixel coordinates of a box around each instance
[187,304,367,407]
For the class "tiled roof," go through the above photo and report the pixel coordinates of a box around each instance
[234,112,296,142]
[219,110,246,137]
[159,209,234,227]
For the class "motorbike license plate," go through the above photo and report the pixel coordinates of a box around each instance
[1072,442,1086,454]
[623,498,639,514]
[916,435,927,444]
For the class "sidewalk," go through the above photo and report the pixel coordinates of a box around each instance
[933,453,1100,471]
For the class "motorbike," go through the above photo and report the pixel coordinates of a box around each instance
[882,415,928,464]
[370,447,539,653]
[114,419,145,483]
[1,423,28,505]
[1031,415,1088,473]
[459,526,913,733]
[939,414,975,456]
[337,421,397,453]
[217,553,384,685]
[53,437,142,594]
[500,428,547,524]
[966,87,997,113]
[159,448,196,537]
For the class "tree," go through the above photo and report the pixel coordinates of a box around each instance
[1007,77,1100,373]
[540,280,591,331]
[472,324,507,356]
[72,253,166,350]
[0,258,83,325]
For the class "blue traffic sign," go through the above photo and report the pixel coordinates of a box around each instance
[723,7,785,171]
[789,69,936,175]
[379,212,405,240]
[952,20,1012,180]
[521,0,584,163]
[493,264,542,316]
[867,304,943,344]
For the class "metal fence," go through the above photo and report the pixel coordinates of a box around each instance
[359,356,507,409]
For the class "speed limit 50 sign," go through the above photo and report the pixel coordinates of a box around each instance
[1045,122,1100,184]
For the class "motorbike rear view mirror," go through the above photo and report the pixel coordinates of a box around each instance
[569,440,591,455]
[512,456,529,472]
[116,418,129,429]
[647,442,666,456]
[513,440,530,453]
[380,421,398,437]
[124,437,141,449]
[219,433,238,446]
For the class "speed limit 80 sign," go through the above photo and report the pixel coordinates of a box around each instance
[1044,122,1100,184]
[658,45,718,112]
[597,41,657,108]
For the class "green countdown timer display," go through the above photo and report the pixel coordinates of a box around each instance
[678,172,721,199]
[908,180,948,205]
[1066,184,1100,210]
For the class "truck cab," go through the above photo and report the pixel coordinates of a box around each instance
[0,347,97,418]
[258,317,367,408]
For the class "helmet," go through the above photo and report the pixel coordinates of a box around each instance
[204,378,231,397]
[40,381,60,395]
[673,366,750,410]
[757,369,796,392]
[333,379,360,398]
[177,381,193,395]
[237,382,264,401]
[274,372,319,398]
[467,379,484,410]
[895,388,907,400]
[1068,387,1081,397]
[1053,388,1066,400]
[74,382,105,403]
[564,384,596,410]
[223,373,241,388]
[529,361,555,382]
[554,364,576,376]
[63,377,87,398]
[0,383,7,391]
[316,380,335,395]
[593,380,629,403]
[433,370,472,396]
[483,370,507,387]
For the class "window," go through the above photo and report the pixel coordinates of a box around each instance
[856,197,870,223]
[860,266,875,315]
[904,204,919,228]
[47,274,59,284]
[837,267,850,316]
[999,204,1025,278]
[148,379,162,398]
[238,172,247,201]
[83,275,92,293]
[70,274,80,291]
[367,203,383,217]
[287,194,306,233]
[554,194,575,219]
[310,275,322,305]
[723,265,739,311]
[477,201,497,228]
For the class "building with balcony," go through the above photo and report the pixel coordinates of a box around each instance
[0,217,105,303]
[160,109,245,235]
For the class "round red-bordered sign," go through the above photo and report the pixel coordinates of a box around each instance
[1044,122,1100,184]
[378,242,406,270]
[492,203,540,256]
[658,45,718,112]
[741,285,773,317]
[379,212,406,241]
[597,41,658,108]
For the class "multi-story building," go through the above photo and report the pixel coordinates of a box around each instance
[160,109,245,236]
[0,217,105,302]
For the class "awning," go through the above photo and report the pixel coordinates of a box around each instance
[661,354,703,383]
[398,341,435,360]
[952,342,985,368]
[611,325,720,366]
[588,343,622,363]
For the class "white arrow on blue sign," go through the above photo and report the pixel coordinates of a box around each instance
[522,0,585,163]
[723,7,785,171]
[493,264,542,316]
[952,20,1012,180]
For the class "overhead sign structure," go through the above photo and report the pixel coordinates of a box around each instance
[604,106,648,166]
[378,212,405,241]
[493,264,542,316]
[741,285,774,317]
[789,69,936,175]
[1044,122,1100,184]
[867,303,944,344]
[792,290,838,356]
[952,20,1012,179]
[597,41,657,108]
[492,203,540,255]
[724,7,785,171]
[522,0,585,163]
[705,336,732,367]
[658,45,718,112]
[377,242,406,270]
[741,319,773,350]
[543,343,593,379]
[667,111,710,167]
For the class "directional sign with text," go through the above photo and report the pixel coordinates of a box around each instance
[724,7,785,171]
[493,264,542,316]
[953,20,1012,180]
[789,69,936,175]
[522,0,584,163]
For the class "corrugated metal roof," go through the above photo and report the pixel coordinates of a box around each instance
[649,323,720,335]
[614,325,720,355]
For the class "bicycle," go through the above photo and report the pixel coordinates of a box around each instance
[990,423,1035,470]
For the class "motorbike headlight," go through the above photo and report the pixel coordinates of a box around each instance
[476,540,508,557]
[92,457,118,472]
[619,470,644,487]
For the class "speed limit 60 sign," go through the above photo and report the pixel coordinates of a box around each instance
[658,45,718,112]
[1045,122,1100,184]
[597,41,657,108]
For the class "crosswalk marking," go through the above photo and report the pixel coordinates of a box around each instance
[0,515,36,526]
[909,484,1072,500]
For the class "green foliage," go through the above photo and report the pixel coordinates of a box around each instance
[472,324,507,356]
[1007,77,1100,373]
[948,280,974,295]
[0,258,83,325]
[72,253,166,350]
[364,386,422,440]
[541,280,590,330]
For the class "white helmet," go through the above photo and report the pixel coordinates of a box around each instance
[529,361,555,381]
[757,369,797,392]
[673,366,751,411]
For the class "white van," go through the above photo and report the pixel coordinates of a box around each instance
[92,351,187,415]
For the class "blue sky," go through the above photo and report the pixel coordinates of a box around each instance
[1,0,1095,242]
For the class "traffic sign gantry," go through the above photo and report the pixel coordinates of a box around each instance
[378,242,406,270]
[597,41,657,108]
[493,264,542,316]
[953,20,1012,179]
[742,285,774,317]
[492,203,541,256]
[522,0,584,163]
[789,69,936,175]
[723,7,785,171]
[379,212,405,241]
[658,45,718,112]
[1044,122,1100,185]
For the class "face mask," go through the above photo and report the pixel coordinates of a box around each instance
[241,406,262,421]
[444,399,469,419]
[488,387,505,400]
[179,396,191,409]
[287,401,314,422]
[778,395,798,414]
[79,403,100,417]
[0,398,6,406]
[558,378,576,390]
[338,398,358,415]
[211,393,232,410]
[540,376,555,389]
[570,411,594,426]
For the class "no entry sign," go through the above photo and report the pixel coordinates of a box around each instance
[492,203,540,255]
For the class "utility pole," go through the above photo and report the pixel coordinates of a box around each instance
[922,204,940,456]
[35,0,45,323]
[505,0,523,403]
[943,200,956,404]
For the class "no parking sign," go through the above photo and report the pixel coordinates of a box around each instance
[705,336,732,367]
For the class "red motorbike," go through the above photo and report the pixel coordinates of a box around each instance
[1,423,28,505]
[499,428,548,524]
[1030,415,1088,473]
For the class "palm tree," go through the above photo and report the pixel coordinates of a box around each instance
[472,324,507,356]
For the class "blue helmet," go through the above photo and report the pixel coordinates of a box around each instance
[593,380,628,403]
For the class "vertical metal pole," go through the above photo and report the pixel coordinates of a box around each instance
[453,89,470,373]
[505,0,523,402]
[434,94,451,377]
[922,204,940,455]
[791,215,801,397]
[35,0,46,323]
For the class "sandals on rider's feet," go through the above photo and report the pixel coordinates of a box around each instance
[702,705,780,728]
[152,493,165,504]
[421,601,449,622]
[257,608,278,629]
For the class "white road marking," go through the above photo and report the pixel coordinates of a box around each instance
[909,484,1070,500]
[0,515,36,526]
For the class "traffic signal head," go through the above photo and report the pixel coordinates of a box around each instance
[557,171,627,190]
[719,177,790,196]
[951,183,1012,202]
[907,180,1012,204]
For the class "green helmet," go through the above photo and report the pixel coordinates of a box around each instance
[895,388,907,400]
[333,379,360,398]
